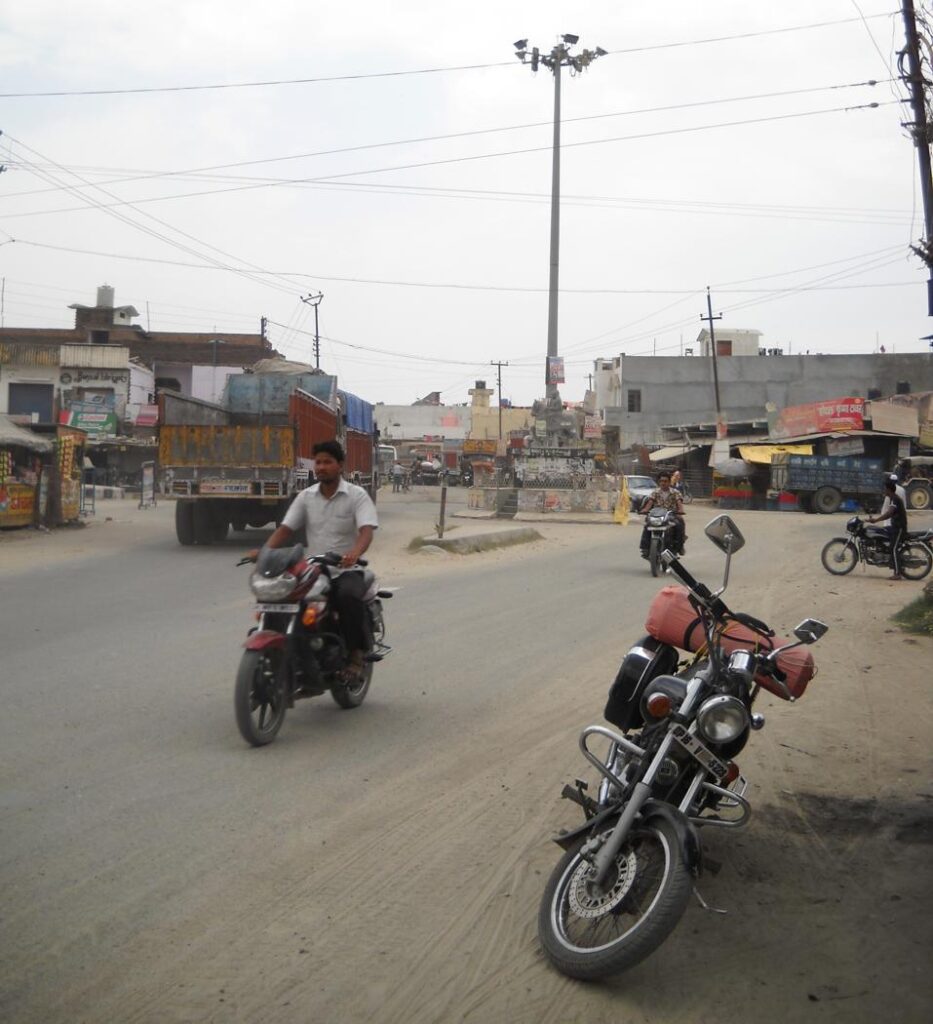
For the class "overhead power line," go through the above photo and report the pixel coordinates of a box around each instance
[6,237,917,295]
[2,102,894,223]
[0,13,895,98]
[1,78,890,202]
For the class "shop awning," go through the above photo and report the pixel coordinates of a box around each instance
[0,414,54,452]
[649,444,701,462]
[738,443,813,465]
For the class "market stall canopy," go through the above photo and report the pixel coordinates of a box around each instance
[738,443,813,464]
[713,458,756,478]
[0,414,54,452]
[649,444,701,462]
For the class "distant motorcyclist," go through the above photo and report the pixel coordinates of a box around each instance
[868,478,908,580]
[640,471,686,557]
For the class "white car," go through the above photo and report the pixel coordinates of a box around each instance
[625,475,657,512]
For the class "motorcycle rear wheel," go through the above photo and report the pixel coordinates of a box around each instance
[899,542,933,581]
[330,661,373,709]
[234,648,287,746]
[649,536,661,577]
[538,818,692,980]
[820,538,858,575]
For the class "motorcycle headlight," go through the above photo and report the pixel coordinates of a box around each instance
[696,695,749,744]
[249,571,297,601]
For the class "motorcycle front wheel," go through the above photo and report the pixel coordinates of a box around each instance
[900,541,933,580]
[538,818,692,981]
[234,648,287,746]
[330,661,373,709]
[648,536,661,577]
[820,538,858,575]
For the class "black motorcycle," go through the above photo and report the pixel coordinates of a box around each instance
[537,515,828,980]
[821,516,932,580]
[642,507,681,577]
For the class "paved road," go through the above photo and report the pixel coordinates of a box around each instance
[1,497,931,1023]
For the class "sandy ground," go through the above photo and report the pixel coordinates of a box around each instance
[1,494,932,1023]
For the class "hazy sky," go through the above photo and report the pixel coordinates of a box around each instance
[1,1,929,406]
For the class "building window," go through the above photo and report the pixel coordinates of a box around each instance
[627,389,642,413]
[896,381,910,395]
[91,329,110,344]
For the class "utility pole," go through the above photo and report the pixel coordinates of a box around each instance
[491,359,510,439]
[900,0,933,314]
[300,292,324,368]
[700,287,724,432]
[260,315,267,342]
[514,35,607,410]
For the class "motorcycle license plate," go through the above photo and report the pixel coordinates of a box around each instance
[670,724,729,781]
[256,603,300,613]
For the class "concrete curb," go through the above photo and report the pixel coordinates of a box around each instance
[409,526,543,555]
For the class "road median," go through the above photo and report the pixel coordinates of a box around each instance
[409,526,543,555]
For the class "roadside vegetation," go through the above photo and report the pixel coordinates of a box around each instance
[892,579,933,637]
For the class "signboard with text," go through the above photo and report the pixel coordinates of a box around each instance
[770,397,864,440]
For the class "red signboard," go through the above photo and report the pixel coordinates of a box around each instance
[771,397,864,440]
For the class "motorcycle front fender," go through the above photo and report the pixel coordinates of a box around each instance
[553,799,703,877]
[243,629,286,652]
[641,799,703,876]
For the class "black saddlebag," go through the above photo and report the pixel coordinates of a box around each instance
[604,636,680,732]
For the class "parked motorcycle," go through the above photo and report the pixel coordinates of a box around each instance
[234,547,392,746]
[537,515,828,980]
[643,507,681,577]
[820,516,932,580]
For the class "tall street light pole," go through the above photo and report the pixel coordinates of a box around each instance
[514,36,607,411]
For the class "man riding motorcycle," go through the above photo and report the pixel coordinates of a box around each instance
[639,471,686,558]
[247,440,378,681]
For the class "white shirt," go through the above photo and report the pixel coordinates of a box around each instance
[282,478,378,555]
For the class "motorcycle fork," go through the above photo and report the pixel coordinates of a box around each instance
[590,676,706,886]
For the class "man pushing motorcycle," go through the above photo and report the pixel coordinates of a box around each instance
[247,440,378,681]
[640,470,686,557]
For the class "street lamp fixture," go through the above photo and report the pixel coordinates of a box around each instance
[514,34,607,409]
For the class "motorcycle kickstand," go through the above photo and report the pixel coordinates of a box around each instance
[692,886,728,915]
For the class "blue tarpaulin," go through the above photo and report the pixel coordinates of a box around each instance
[339,390,374,434]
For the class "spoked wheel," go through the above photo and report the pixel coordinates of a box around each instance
[234,648,287,746]
[538,818,692,980]
[899,542,933,581]
[330,661,373,709]
[648,537,661,577]
[820,538,858,575]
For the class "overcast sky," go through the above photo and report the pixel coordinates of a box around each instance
[0,1,929,406]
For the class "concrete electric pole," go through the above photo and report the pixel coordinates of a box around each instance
[899,0,933,315]
[514,35,607,409]
[300,292,324,368]
[490,359,510,439]
[700,287,724,436]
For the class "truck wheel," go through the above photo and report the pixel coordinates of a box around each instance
[175,500,195,545]
[907,481,932,511]
[193,502,215,544]
[813,486,842,514]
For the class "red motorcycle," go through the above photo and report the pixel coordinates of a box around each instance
[234,546,392,747]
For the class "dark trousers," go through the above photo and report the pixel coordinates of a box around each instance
[888,526,905,573]
[330,571,373,653]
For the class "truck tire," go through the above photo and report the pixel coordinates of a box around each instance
[813,486,842,514]
[906,481,932,511]
[175,500,196,545]
[193,502,215,544]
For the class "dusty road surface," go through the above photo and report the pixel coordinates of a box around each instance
[1,493,932,1024]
